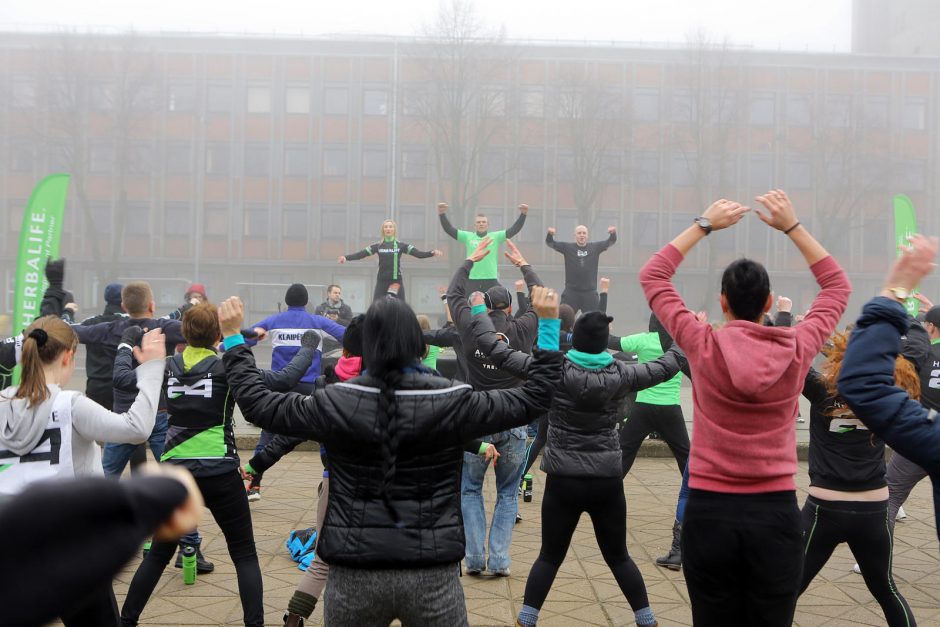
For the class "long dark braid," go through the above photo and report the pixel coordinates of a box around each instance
[374,368,405,523]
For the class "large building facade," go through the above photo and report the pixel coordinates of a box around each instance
[1,32,938,326]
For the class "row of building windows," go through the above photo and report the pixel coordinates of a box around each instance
[5,80,930,130]
[5,144,927,192]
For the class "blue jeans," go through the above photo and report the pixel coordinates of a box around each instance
[461,427,526,571]
[102,412,170,477]
[102,411,200,546]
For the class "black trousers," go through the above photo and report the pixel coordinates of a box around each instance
[60,582,119,627]
[800,496,915,627]
[374,278,405,303]
[521,414,548,477]
[620,402,689,477]
[561,288,599,314]
[465,278,501,295]
[683,489,803,627]
[523,474,650,612]
[120,471,264,627]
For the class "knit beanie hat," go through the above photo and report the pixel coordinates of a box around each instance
[343,315,365,357]
[285,283,309,307]
[572,311,613,354]
[104,283,123,306]
[484,285,512,310]
[925,305,940,327]
[185,283,207,300]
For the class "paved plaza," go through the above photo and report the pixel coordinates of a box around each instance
[96,448,940,627]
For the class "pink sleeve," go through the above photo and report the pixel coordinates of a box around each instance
[795,256,852,352]
[639,244,709,349]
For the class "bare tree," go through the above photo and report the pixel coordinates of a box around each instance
[554,65,628,228]
[407,0,517,229]
[33,32,159,282]
[674,31,742,309]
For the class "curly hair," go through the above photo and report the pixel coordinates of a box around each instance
[820,329,921,403]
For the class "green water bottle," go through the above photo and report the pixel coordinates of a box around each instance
[181,545,197,585]
[142,539,152,558]
[523,474,533,502]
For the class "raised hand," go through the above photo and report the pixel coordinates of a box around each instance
[600,277,610,293]
[883,234,939,296]
[546,227,556,236]
[530,286,560,319]
[469,237,492,262]
[776,296,793,313]
[504,240,527,267]
[608,226,617,234]
[514,279,525,292]
[338,256,347,264]
[437,202,449,215]
[518,203,529,215]
[695,311,709,324]
[754,189,799,233]
[218,297,246,338]
[702,199,750,231]
[914,292,934,313]
[470,291,486,307]
[432,249,443,257]
[133,328,167,364]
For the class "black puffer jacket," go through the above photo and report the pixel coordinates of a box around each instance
[471,311,684,478]
[222,342,562,568]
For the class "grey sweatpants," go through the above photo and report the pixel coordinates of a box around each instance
[324,563,469,627]
[295,477,330,602]
[887,451,928,536]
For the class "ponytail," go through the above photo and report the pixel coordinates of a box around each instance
[9,316,78,407]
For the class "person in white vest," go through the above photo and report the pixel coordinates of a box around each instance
[0,314,165,626]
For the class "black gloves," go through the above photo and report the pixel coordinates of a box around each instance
[45,258,65,289]
[301,330,321,349]
[120,325,144,348]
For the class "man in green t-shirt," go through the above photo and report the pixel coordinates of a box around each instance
[438,202,528,293]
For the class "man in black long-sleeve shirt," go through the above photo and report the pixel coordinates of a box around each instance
[438,202,528,293]
[545,224,616,314]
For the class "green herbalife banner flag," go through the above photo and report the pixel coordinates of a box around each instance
[12,174,70,371]
[892,194,919,317]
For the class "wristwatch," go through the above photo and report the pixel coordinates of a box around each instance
[886,287,911,302]
[693,217,713,235]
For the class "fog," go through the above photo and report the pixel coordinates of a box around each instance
[1,0,938,335]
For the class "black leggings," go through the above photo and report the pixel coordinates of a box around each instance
[522,474,650,612]
[800,496,915,627]
[120,471,264,627]
[561,288,600,314]
[374,279,405,303]
[620,401,688,477]
[521,414,548,478]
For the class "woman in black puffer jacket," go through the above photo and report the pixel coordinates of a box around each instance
[472,308,684,627]
[218,288,564,627]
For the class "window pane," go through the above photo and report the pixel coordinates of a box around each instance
[164,203,191,236]
[826,95,852,128]
[749,94,775,126]
[243,205,269,237]
[321,205,346,239]
[168,83,195,112]
[362,148,387,177]
[482,88,506,117]
[282,204,307,239]
[634,152,660,187]
[402,88,427,116]
[518,148,543,183]
[324,88,348,115]
[633,212,659,246]
[556,151,574,182]
[128,143,153,175]
[865,96,889,128]
[12,82,36,109]
[633,89,659,122]
[401,149,427,179]
[286,87,310,114]
[165,144,192,175]
[897,159,926,192]
[247,86,271,114]
[204,203,228,236]
[671,155,696,187]
[787,94,812,126]
[90,203,112,235]
[903,98,926,130]
[786,158,813,190]
[522,90,544,118]
[207,84,232,113]
[205,144,230,175]
[89,144,113,173]
[90,83,113,111]
[748,155,774,189]
[672,91,695,123]
[359,206,386,238]
[399,205,426,240]
[323,148,347,177]
[284,146,309,177]
[125,202,150,235]
[363,90,388,115]
[481,151,506,181]
[9,142,34,173]
[245,144,270,177]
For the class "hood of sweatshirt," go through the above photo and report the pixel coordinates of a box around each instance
[0,385,59,456]
[711,321,798,398]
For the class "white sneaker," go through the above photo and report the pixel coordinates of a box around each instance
[853,563,861,574]
[897,506,907,521]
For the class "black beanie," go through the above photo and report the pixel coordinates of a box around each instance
[484,285,512,310]
[285,283,309,307]
[343,315,365,357]
[572,311,613,354]
[925,305,940,327]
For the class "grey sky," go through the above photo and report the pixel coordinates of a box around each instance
[0,0,852,51]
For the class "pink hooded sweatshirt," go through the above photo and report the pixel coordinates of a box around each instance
[640,244,851,493]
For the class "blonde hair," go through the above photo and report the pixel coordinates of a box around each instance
[416,314,432,331]
[380,220,397,239]
[9,316,78,407]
